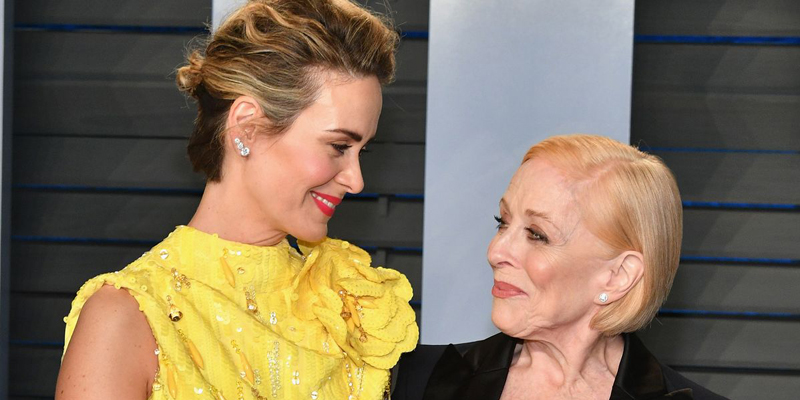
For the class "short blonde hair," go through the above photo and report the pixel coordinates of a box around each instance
[522,134,682,336]
[176,0,399,181]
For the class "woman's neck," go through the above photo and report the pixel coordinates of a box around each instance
[513,326,624,391]
[188,180,287,246]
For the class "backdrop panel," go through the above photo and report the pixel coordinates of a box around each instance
[0,1,11,397]
[422,0,634,343]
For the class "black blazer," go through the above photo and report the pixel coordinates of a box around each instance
[393,332,728,400]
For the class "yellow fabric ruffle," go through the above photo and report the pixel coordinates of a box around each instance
[63,226,418,400]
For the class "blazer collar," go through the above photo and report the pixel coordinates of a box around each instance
[423,332,693,400]
[610,333,693,400]
[423,333,517,400]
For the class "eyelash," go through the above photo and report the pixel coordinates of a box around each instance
[526,227,549,243]
[332,144,370,157]
[332,143,352,154]
[494,215,507,229]
[493,215,549,243]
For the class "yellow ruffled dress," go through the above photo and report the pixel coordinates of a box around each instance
[63,226,419,400]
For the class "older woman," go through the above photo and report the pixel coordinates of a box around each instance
[394,135,726,400]
[55,1,417,399]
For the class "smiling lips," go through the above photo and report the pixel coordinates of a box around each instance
[311,191,342,217]
[492,280,526,298]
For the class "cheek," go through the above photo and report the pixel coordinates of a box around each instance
[290,151,339,189]
[520,253,578,313]
[521,253,558,288]
[527,253,598,313]
[310,159,338,182]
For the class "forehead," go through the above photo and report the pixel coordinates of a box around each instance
[504,158,579,221]
[303,72,383,139]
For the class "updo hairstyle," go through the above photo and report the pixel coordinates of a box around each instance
[176,0,400,181]
[522,134,683,336]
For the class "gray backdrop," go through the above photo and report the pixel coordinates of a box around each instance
[421,0,633,344]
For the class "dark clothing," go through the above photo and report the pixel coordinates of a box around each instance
[394,332,728,400]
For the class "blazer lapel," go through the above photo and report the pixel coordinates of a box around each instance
[460,333,518,400]
[423,333,518,400]
[611,333,694,400]
[422,344,472,400]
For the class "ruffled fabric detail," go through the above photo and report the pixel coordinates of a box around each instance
[293,238,419,370]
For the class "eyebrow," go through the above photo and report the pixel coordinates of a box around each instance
[500,198,550,219]
[326,128,364,142]
[525,209,551,222]
[500,198,561,233]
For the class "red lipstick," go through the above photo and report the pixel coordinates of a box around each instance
[492,280,525,298]
[311,191,342,217]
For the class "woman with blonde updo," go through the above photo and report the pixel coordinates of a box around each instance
[55,1,418,399]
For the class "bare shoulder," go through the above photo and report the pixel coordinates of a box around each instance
[56,284,158,400]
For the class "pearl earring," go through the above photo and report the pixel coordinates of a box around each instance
[598,293,609,303]
[234,138,250,157]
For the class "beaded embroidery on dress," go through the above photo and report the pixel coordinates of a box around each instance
[63,226,419,400]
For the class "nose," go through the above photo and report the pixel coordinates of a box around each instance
[336,155,365,194]
[487,230,515,269]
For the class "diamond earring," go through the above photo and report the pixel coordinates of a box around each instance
[598,293,609,303]
[234,138,250,157]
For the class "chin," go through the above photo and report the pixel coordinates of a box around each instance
[291,225,328,243]
[493,312,535,339]
[491,300,532,336]
[490,302,513,332]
